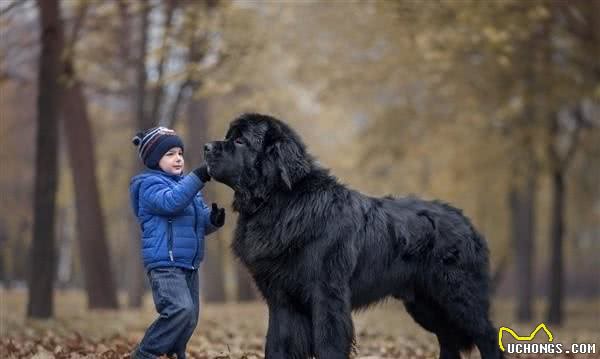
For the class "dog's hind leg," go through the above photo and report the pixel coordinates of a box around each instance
[449,307,501,359]
[404,298,469,359]
[430,275,502,359]
[448,308,501,359]
[472,320,502,359]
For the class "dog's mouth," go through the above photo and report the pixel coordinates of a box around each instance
[205,155,218,169]
[204,154,225,180]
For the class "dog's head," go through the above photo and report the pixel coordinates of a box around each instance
[205,113,312,212]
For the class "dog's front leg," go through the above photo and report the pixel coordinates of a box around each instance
[265,297,313,359]
[311,285,354,359]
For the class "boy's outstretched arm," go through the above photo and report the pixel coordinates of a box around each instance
[141,174,205,215]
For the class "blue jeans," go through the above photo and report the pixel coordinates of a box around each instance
[134,267,199,359]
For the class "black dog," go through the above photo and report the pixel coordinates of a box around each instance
[205,113,502,359]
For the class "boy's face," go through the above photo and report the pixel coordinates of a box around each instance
[159,147,184,175]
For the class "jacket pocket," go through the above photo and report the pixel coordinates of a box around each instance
[167,218,174,261]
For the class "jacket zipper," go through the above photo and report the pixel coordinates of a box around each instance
[167,218,174,261]
[190,198,199,269]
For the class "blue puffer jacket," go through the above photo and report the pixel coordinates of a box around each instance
[129,169,217,272]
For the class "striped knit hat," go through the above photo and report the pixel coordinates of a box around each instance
[132,127,184,169]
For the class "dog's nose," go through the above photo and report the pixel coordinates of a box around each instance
[204,143,213,153]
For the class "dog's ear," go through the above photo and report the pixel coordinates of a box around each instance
[264,123,310,190]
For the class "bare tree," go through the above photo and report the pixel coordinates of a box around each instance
[61,64,120,308]
[546,103,594,324]
[27,0,64,318]
[59,2,119,309]
[148,0,178,126]
[545,0,600,325]
[509,167,537,322]
[126,0,151,308]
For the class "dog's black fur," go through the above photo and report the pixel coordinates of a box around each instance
[205,113,502,359]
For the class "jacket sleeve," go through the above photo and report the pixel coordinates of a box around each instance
[198,192,218,235]
[140,173,205,216]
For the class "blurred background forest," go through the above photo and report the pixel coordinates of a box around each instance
[0,0,599,357]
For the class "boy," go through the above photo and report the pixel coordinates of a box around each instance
[129,126,225,358]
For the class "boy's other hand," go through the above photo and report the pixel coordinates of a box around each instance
[210,203,225,227]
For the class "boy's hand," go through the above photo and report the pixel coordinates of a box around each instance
[193,164,211,182]
[210,203,225,227]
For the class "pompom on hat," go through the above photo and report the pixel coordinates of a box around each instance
[132,126,184,169]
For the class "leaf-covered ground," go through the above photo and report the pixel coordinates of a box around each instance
[1,289,598,358]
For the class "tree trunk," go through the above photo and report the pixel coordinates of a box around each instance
[203,232,227,302]
[148,0,178,126]
[28,0,64,319]
[127,170,147,308]
[509,173,536,323]
[507,25,542,322]
[56,206,73,288]
[236,261,257,301]
[127,2,151,309]
[547,170,566,324]
[61,65,119,308]
[186,98,227,302]
[0,219,8,286]
[544,102,587,324]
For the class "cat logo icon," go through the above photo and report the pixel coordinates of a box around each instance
[498,323,554,352]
